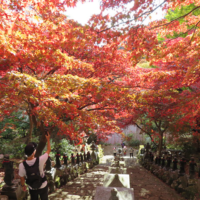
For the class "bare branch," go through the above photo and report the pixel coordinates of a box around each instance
[97,0,167,34]
[86,107,114,111]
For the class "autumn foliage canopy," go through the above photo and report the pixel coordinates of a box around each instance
[0,0,200,151]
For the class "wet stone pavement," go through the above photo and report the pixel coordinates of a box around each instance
[48,155,184,200]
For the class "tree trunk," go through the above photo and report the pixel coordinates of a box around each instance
[25,114,33,144]
[35,122,54,157]
[35,132,47,157]
[35,122,47,157]
[158,131,163,157]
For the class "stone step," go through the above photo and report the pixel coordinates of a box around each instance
[49,165,109,199]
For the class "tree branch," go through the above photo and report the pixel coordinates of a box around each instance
[190,20,200,43]
[134,122,157,146]
[150,6,200,30]
[97,0,167,34]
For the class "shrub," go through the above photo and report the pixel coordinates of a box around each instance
[47,138,75,159]
[128,139,140,147]
[0,137,39,158]
[124,133,141,147]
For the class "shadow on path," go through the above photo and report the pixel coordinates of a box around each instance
[48,155,184,200]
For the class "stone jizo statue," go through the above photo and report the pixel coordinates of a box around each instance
[76,153,80,164]
[84,152,87,161]
[71,153,75,165]
[172,157,178,171]
[3,155,14,186]
[166,156,172,169]
[145,143,151,154]
[109,188,119,200]
[161,157,165,168]
[55,152,61,168]
[63,154,68,165]
[80,153,83,163]
[179,157,186,174]
[87,151,91,161]
[189,157,197,179]
[45,156,52,171]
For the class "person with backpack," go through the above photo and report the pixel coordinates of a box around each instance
[18,132,51,200]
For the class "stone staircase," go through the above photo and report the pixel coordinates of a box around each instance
[47,155,137,200]
[48,164,109,200]
[47,155,184,200]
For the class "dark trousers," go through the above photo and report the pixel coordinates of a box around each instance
[29,185,48,200]
[130,153,133,158]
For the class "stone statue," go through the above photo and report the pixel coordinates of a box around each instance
[166,156,172,169]
[63,154,68,165]
[55,152,61,168]
[150,152,154,162]
[179,157,186,175]
[161,157,165,168]
[189,157,197,179]
[76,153,80,164]
[172,157,178,171]
[90,141,96,151]
[3,155,14,186]
[155,156,158,165]
[45,156,52,171]
[157,157,161,166]
[118,148,122,154]
[84,152,87,161]
[109,188,119,200]
[71,153,75,165]
[80,153,83,163]
[145,143,151,154]
[87,151,91,161]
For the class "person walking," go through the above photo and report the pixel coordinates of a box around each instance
[130,147,134,158]
[19,132,51,200]
[123,145,127,156]
[113,146,117,157]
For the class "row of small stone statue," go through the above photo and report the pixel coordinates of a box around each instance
[1,151,93,186]
[144,152,198,176]
[47,151,92,170]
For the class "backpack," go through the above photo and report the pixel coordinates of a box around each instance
[23,157,46,190]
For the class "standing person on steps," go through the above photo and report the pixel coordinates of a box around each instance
[130,147,134,158]
[19,132,51,200]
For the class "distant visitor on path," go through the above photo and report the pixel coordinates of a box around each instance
[145,142,151,153]
[123,146,127,155]
[130,147,134,158]
[113,146,117,157]
[121,142,125,149]
[18,132,51,200]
